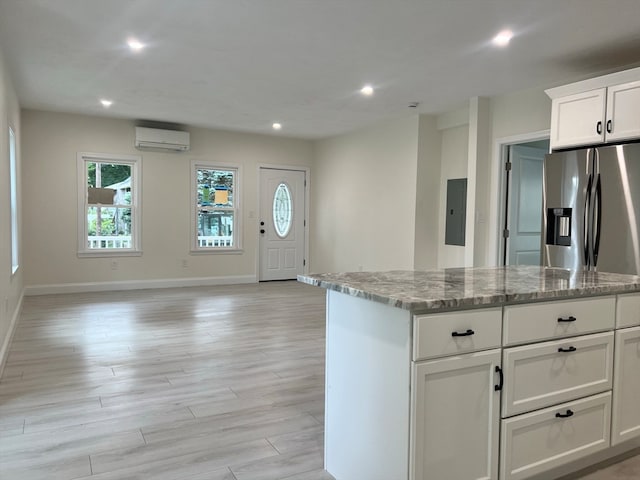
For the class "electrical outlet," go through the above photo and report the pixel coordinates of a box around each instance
[110,260,118,271]
[182,259,188,268]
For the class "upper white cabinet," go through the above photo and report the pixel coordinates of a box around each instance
[606,81,640,142]
[547,67,640,150]
[550,88,606,150]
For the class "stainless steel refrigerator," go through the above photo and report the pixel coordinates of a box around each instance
[542,143,640,275]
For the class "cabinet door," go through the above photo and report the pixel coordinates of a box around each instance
[411,349,501,480]
[550,88,606,150]
[605,80,640,142]
[611,326,640,445]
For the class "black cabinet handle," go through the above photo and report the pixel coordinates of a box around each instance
[557,316,577,323]
[606,119,612,133]
[555,409,574,419]
[596,121,602,135]
[558,346,577,353]
[494,366,503,392]
[451,329,474,337]
[260,229,265,234]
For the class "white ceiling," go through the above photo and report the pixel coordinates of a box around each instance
[1,0,640,139]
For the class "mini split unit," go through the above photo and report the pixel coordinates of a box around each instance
[134,126,190,152]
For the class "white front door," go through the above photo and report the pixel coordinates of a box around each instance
[259,168,306,281]
[506,145,545,266]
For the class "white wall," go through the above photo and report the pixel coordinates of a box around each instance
[311,116,419,273]
[0,46,22,372]
[21,110,313,290]
[413,115,441,270]
[437,124,469,268]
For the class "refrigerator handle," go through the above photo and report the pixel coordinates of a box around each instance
[583,172,593,268]
[593,174,602,267]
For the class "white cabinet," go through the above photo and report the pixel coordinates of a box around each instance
[503,296,615,346]
[500,392,612,480]
[550,89,606,150]
[605,80,640,143]
[616,293,640,328]
[549,79,640,150]
[502,332,614,417]
[411,349,501,480]
[611,326,640,445]
[500,297,616,480]
[413,307,502,360]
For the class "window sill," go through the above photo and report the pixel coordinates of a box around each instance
[190,248,244,255]
[78,250,143,258]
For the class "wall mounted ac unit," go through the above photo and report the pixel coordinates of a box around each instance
[135,127,190,152]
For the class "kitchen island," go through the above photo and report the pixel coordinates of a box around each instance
[298,266,640,480]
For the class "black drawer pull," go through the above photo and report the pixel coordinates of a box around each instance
[494,366,504,392]
[557,316,577,323]
[555,409,574,419]
[451,329,475,337]
[558,346,577,353]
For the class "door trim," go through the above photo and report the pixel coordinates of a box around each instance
[489,130,549,266]
[257,164,310,280]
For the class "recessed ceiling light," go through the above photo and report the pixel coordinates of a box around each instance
[360,85,374,96]
[493,30,513,47]
[100,99,113,108]
[272,123,282,130]
[127,37,145,52]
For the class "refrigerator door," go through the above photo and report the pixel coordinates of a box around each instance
[542,149,591,271]
[592,144,640,275]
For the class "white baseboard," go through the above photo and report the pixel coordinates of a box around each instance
[24,275,258,296]
[0,289,24,377]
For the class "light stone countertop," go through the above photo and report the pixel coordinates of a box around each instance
[297,266,640,312]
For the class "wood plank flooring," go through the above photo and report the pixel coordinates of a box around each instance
[1,280,638,480]
[0,281,333,480]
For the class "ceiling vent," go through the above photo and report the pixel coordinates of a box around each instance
[135,127,190,152]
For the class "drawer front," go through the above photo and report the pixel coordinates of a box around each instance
[413,308,502,361]
[616,293,640,328]
[503,296,615,346]
[500,392,611,480]
[502,332,614,417]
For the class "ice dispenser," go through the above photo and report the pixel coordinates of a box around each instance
[546,208,572,246]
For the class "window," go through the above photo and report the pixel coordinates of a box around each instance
[77,152,141,256]
[273,182,293,238]
[9,127,18,274]
[191,161,241,252]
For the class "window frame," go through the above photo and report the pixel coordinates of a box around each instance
[9,127,19,275]
[77,152,142,257]
[190,160,242,254]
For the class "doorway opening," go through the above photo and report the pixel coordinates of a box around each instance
[499,137,550,266]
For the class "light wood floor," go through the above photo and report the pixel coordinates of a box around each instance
[0,281,333,480]
[1,281,638,480]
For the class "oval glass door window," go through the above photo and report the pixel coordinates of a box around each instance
[273,183,293,238]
